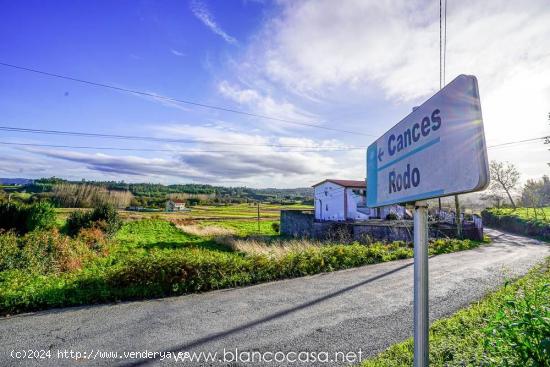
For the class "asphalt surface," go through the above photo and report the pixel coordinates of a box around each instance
[1,229,548,367]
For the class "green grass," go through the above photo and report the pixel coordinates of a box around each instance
[0,219,483,315]
[483,207,550,241]
[488,207,550,224]
[112,219,230,254]
[363,257,550,367]
[198,219,279,237]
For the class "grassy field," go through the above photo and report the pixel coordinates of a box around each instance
[363,257,550,366]
[0,211,483,315]
[55,203,311,223]
[488,207,550,223]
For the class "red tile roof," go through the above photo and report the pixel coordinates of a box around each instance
[312,179,366,188]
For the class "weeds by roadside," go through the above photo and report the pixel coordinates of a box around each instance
[362,257,550,367]
[0,219,485,315]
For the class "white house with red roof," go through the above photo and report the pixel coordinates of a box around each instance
[312,179,405,221]
[165,199,187,212]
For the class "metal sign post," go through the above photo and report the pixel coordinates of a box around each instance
[413,200,429,367]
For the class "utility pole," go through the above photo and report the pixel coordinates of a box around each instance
[257,201,260,233]
[455,194,462,238]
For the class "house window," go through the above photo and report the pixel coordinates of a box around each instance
[324,191,328,196]
[325,204,328,211]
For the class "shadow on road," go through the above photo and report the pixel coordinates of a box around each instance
[121,260,415,367]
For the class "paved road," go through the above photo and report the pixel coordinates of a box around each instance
[1,229,548,367]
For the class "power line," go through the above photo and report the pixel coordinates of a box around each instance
[0,135,545,155]
[443,0,447,86]
[0,126,365,149]
[0,61,377,137]
[486,136,548,148]
[0,140,365,153]
[439,0,442,90]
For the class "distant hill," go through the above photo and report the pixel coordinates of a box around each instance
[0,178,34,185]
[18,177,313,207]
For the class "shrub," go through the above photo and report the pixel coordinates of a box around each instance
[25,201,56,231]
[386,212,398,220]
[19,229,92,273]
[0,202,28,233]
[0,231,21,271]
[66,210,92,236]
[66,203,122,237]
[0,201,56,234]
[89,204,122,235]
[77,227,108,254]
[271,222,280,233]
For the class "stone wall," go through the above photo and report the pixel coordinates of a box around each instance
[281,210,484,242]
[280,210,314,237]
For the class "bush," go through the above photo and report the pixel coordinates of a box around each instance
[0,228,97,274]
[66,210,92,236]
[26,201,56,231]
[66,203,122,237]
[271,222,280,233]
[77,227,108,254]
[0,201,56,234]
[19,229,92,273]
[386,212,398,220]
[482,209,550,241]
[0,202,28,234]
[0,231,21,271]
[89,203,122,235]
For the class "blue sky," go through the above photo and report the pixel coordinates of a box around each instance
[0,0,548,187]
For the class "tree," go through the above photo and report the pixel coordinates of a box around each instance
[489,161,520,209]
[521,176,550,219]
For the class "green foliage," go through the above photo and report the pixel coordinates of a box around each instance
[66,203,122,236]
[89,203,122,235]
[0,201,56,234]
[271,222,280,233]
[0,229,97,275]
[0,202,27,233]
[483,208,550,241]
[0,218,483,315]
[483,280,549,366]
[25,201,56,231]
[66,210,91,236]
[0,231,21,271]
[363,258,550,367]
[487,207,550,225]
[199,219,280,236]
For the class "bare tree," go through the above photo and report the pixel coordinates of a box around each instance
[489,161,520,209]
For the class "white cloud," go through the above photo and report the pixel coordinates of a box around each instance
[16,125,357,187]
[170,49,185,57]
[217,80,317,128]
[236,0,550,180]
[190,0,238,45]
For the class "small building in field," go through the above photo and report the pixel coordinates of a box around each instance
[165,199,186,212]
[312,179,406,221]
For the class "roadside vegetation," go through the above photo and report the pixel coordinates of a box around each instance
[0,204,484,315]
[482,207,550,241]
[363,257,550,367]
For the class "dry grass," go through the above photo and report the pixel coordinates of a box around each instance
[218,236,321,257]
[176,224,235,237]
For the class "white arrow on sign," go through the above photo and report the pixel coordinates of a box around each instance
[367,74,489,207]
